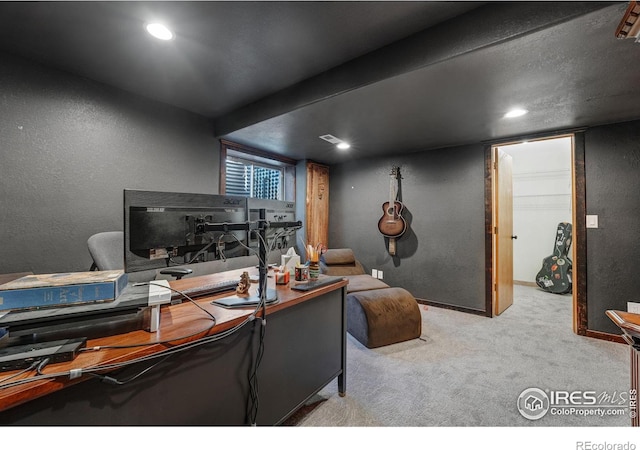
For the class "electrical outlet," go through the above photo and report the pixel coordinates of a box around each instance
[372,269,378,278]
[377,270,383,280]
[628,302,640,314]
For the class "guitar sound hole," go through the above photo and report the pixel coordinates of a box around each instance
[387,207,395,215]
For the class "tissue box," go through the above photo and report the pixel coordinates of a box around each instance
[281,252,300,275]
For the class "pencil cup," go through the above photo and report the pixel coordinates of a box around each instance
[308,261,319,280]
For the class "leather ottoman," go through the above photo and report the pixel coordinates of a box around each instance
[347,287,422,348]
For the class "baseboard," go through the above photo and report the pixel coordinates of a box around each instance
[514,280,537,287]
[415,298,488,317]
[585,329,625,344]
[417,298,625,343]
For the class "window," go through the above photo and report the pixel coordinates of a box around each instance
[226,155,282,199]
[220,140,296,201]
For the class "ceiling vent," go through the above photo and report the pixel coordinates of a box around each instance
[616,1,640,41]
[319,134,342,145]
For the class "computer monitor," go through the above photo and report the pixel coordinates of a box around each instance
[247,198,297,253]
[124,189,249,273]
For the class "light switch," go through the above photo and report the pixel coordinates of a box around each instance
[586,215,598,229]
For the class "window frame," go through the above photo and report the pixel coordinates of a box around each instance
[219,139,296,202]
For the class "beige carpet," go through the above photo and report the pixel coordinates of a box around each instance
[296,285,630,427]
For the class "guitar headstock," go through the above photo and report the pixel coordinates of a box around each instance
[390,166,400,178]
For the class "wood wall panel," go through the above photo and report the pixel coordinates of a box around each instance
[305,162,330,249]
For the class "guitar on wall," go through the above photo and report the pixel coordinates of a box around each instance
[535,222,573,294]
[377,167,407,255]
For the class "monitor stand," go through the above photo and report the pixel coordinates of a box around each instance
[210,208,286,309]
[211,288,278,309]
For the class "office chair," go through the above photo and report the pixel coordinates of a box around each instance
[87,231,124,271]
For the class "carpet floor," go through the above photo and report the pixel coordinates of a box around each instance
[296,285,631,427]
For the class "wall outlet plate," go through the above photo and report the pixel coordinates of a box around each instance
[377,271,384,280]
[586,215,599,228]
[627,302,640,314]
[371,269,378,278]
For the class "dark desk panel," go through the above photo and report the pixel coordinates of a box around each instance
[0,270,347,425]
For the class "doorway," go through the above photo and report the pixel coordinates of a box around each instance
[490,135,578,328]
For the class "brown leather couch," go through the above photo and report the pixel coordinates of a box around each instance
[320,248,389,292]
[321,248,421,348]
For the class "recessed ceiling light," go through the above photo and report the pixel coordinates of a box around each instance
[336,142,351,150]
[146,23,174,41]
[504,108,528,118]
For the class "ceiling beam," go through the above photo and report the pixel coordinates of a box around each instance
[214,2,613,137]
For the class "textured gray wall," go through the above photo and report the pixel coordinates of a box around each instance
[329,123,640,331]
[328,145,486,312]
[585,121,640,334]
[294,159,309,257]
[3,51,638,333]
[0,53,219,274]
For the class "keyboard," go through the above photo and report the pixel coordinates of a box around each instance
[172,279,238,301]
[290,276,343,292]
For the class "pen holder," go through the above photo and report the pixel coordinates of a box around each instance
[295,265,309,281]
[308,260,320,280]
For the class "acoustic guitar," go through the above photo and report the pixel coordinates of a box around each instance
[378,167,407,255]
[535,222,573,294]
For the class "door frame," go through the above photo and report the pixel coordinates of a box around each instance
[484,132,587,335]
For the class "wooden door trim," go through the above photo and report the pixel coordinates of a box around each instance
[485,133,588,334]
[483,145,494,317]
[573,133,588,335]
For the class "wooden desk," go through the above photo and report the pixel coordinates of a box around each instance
[606,310,640,427]
[0,268,348,425]
[0,272,33,285]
